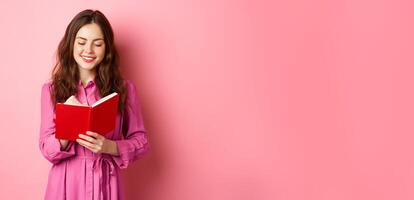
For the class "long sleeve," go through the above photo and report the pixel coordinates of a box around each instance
[39,83,76,164]
[112,80,150,169]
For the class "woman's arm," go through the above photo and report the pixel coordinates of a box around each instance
[39,83,76,164]
[112,80,150,169]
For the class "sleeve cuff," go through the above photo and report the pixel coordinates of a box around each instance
[112,140,133,169]
[43,137,76,164]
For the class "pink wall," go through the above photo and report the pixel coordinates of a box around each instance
[1,0,414,199]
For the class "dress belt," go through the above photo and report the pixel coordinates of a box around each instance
[77,155,115,199]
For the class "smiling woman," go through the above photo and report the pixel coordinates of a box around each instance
[39,9,150,200]
[73,24,106,72]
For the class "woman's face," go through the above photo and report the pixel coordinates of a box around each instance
[73,23,106,72]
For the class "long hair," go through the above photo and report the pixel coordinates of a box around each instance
[51,9,126,112]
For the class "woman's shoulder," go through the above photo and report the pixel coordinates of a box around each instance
[122,79,134,86]
[42,80,53,86]
[41,80,53,92]
[40,81,54,103]
[122,79,137,92]
[122,79,141,101]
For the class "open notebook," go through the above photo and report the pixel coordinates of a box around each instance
[55,92,119,141]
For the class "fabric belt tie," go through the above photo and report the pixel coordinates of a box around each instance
[92,155,115,200]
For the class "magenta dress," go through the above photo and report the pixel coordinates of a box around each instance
[39,79,150,200]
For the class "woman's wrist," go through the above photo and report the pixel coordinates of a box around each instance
[104,139,119,156]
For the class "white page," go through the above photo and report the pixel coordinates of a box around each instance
[92,92,118,107]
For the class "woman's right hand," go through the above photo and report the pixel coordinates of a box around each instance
[59,139,69,150]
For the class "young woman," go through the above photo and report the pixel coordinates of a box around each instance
[39,9,150,200]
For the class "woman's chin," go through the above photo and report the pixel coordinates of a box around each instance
[78,64,96,71]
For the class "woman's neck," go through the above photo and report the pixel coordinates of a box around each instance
[79,68,96,87]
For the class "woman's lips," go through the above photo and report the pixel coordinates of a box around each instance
[81,56,96,63]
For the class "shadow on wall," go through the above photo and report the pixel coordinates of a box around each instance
[116,22,165,199]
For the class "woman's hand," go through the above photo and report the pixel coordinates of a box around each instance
[76,131,119,155]
[59,139,69,150]
[64,95,82,105]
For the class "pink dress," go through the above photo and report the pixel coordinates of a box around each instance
[39,79,150,200]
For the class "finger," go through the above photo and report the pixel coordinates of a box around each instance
[77,137,102,150]
[76,139,90,150]
[76,139,103,153]
[78,134,98,144]
[78,141,96,153]
[86,131,103,139]
[76,138,96,150]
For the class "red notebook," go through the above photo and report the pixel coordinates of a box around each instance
[55,92,119,141]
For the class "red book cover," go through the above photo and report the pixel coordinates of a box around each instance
[55,92,119,141]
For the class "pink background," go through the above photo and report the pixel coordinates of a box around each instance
[1,0,414,199]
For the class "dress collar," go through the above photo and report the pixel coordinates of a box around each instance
[78,78,96,88]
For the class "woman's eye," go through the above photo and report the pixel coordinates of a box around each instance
[78,42,85,45]
[95,44,103,47]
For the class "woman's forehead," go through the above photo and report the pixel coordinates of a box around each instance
[75,23,104,40]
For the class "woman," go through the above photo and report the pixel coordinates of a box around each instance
[39,9,150,199]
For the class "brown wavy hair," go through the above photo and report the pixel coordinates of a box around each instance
[51,9,126,112]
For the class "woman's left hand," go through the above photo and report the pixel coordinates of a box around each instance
[76,131,117,155]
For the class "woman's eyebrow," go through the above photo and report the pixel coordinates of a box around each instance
[76,36,104,41]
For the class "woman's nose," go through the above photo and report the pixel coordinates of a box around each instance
[84,43,93,53]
